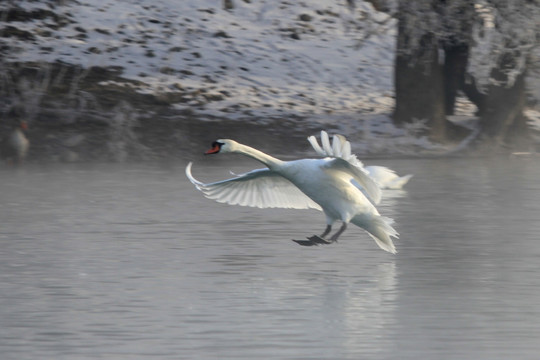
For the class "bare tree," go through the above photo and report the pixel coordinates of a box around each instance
[393,0,539,150]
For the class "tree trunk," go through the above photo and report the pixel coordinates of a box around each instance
[443,44,469,115]
[460,75,487,116]
[393,30,447,142]
[480,64,530,149]
[392,0,533,150]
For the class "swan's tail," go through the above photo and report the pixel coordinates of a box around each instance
[388,174,413,190]
[352,215,399,254]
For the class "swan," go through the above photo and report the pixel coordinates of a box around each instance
[185,136,399,253]
[308,131,413,190]
[1,121,29,165]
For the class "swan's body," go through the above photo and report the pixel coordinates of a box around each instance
[186,135,399,253]
[307,131,413,190]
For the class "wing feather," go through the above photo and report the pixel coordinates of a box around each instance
[326,158,382,205]
[186,162,322,210]
[307,135,326,156]
[341,140,351,159]
[332,135,342,157]
[321,131,333,155]
[308,132,379,203]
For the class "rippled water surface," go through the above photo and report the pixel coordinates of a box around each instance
[1,157,540,359]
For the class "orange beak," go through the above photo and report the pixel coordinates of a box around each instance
[20,121,28,130]
[204,144,221,155]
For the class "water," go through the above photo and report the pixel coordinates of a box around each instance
[1,157,540,359]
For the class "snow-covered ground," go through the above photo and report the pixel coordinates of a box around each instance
[2,0,423,151]
[2,0,538,157]
[4,0,396,118]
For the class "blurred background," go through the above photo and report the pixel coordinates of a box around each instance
[1,0,539,162]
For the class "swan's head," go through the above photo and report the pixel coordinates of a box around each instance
[204,139,238,155]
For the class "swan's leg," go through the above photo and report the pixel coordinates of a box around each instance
[320,225,332,238]
[329,222,347,242]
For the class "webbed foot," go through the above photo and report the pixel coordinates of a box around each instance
[292,235,335,246]
[292,239,318,246]
[307,235,334,244]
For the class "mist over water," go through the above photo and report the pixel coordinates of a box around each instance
[1,157,540,359]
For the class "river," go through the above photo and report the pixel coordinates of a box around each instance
[1,156,540,359]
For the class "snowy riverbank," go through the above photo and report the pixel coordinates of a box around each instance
[1,0,538,161]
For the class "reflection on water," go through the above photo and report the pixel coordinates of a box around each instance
[1,158,540,359]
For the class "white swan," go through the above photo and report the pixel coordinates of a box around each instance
[308,131,413,190]
[185,137,398,253]
[1,121,29,165]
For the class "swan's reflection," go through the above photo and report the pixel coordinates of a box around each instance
[342,262,397,354]
[201,246,398,358]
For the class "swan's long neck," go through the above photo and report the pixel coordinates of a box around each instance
[234,143,284,169]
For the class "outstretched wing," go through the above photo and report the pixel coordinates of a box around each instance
[309,131,413,191]
[309,131,381,204]
[365,165,413,190]
[307,130,364,168]
[186,162,322,210]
